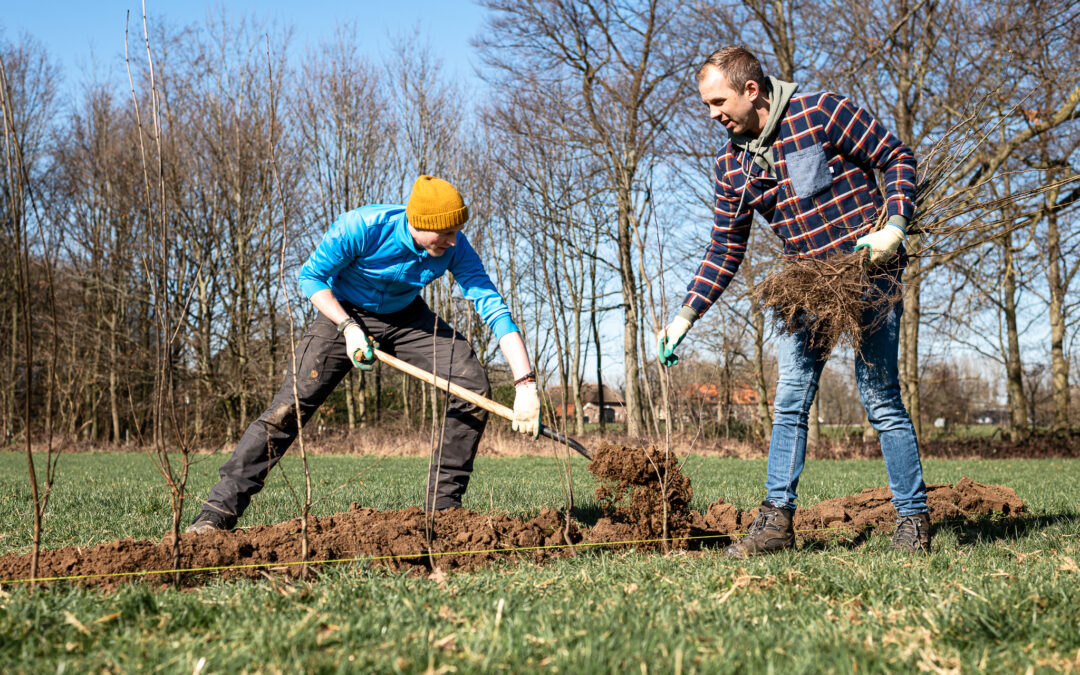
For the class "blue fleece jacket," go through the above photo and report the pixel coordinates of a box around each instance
[298,204,519,339]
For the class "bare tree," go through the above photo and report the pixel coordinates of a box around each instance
[487,94,608,435]
[0,33,60,587]
[477,0,705,436]
[295,25,400,428]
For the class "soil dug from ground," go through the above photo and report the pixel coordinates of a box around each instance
[587,443,693,550]
[0,444,1026,589]
[691,477,1026,545]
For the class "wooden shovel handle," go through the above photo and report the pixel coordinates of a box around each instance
[373,349,592,460]
[374,349,514,421]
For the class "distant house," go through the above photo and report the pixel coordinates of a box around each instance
[547,383,626,424]
[680,382,765,422]
[973,407,1008,425]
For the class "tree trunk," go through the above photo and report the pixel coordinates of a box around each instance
[345,369,357,430]
[1002,232,1028,436]
[900,248,923,440]
[807,392,820,448]
[357,370,367,428]
[862,409,877,441]
[4,305,15,441]
[591,287,606,433]
[571,295,585,436]
[374,366,382,423]
[617,201,643,437]
[751,297,772,439]
[108,314,121,443]
[1045,201,1070,431]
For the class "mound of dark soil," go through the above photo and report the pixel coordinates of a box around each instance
[587,443,693,550]
[0,445,1028,590]
[692,478,1026,542]
[0,506,575,590]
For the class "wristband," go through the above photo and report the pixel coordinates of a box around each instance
[677,305,699,325]
[514,370,536,386]
[337,317,359,334]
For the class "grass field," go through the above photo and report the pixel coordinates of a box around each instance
[1,451,1078,672]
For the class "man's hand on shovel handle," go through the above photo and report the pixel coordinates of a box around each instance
[340,319,377,370]
[512,375,541,438]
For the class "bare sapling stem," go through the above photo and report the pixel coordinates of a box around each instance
[125,4,193,584]
[634,191,674,553]
[424,291,455,566]
[0,48,65,589]
[264,34,312,579]
[0,49,42,588]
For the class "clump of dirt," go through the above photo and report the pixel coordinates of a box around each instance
[691,478,1026,543]
[0,506,576,590]
[689,498,752,545]
[586,443,693,550]
[0,459,1027,590]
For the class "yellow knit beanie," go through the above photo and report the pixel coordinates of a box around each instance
[405,175,469,231]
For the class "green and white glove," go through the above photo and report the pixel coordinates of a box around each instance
[339,318,377,370]
[854,216,907,265]
[657,307,698,367]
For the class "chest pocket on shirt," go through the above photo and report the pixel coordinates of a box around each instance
[786,144,832,199]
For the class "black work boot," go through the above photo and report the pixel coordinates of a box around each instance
[185,509,233,535]
[890,512,931,553]
[723,502,796,559]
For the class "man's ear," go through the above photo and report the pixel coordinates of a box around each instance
[744,79,760,102]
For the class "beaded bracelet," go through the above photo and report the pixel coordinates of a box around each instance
[514,370,536,386]
[337,317,359,334]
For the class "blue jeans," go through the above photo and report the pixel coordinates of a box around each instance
[764,277,927,516]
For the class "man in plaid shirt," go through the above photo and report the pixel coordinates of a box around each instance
[658,47,930,556]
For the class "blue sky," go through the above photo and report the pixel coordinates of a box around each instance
[2,0,486,95]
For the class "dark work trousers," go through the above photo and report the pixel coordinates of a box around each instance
[202,297,491,527]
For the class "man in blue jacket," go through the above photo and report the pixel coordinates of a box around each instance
[187,176,541,533]
[658,47,930,556]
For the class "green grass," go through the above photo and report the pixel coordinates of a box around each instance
[1,451,1078,673]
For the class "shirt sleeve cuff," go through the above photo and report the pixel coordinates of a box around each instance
[298,277,330,299]
[490,314,520,341]
[886,214,908,235]
[677,305,700,325]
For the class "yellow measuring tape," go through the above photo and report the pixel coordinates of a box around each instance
[1,522,895,585]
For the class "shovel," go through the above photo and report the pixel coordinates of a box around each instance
[374,349,593,460]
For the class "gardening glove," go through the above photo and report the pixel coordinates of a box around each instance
[854,217,907,265]
[339,318,376,370]
[657,307,698,367]
[512,381,541,438]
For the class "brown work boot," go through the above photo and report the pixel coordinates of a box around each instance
[724,502,796,559]
[890,513,931,553]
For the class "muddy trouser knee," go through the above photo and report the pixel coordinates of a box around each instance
[358,298,491,510]
[202,313,351,527]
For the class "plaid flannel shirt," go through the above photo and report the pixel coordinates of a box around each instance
[683,91,917,316]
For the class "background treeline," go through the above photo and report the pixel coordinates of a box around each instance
[3,0,1079,451]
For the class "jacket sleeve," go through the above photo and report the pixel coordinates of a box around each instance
[297,210,370,299]
[449,234,520,340]
[818,93,916,222]
[681,152,754,316]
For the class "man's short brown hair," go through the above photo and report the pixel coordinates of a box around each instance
[697,46,766,93]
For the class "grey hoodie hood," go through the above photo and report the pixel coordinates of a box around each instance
[729,76,799,177]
